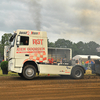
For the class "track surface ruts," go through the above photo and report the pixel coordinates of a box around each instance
[0,75,100,100]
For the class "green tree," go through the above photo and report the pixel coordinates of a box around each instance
[55,39,73,48]
[0,33,12,56]
[76,41,85,55]
[84,41,99,55]
[50,39,100,57]
[48,39,55,47]
[65,40,73,48]
[72,43,79,57]
[55,39,66,48]
[48,42,55,47]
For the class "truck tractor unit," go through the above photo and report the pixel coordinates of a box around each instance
[5,29,86,79]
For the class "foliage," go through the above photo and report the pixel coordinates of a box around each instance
[48,39,55,47]
[55,39,73,48]
[50,39,100,57]
[0,33,12,56]
[55,39,66,48]
[0,61,8,70]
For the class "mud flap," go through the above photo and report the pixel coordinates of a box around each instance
[94,60,100,74]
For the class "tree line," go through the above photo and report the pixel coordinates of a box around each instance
[48,39,100,57]
[0,33,12,57]
[0,33,100,58]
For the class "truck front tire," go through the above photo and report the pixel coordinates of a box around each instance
[22,65,36,80]
[71,67,84,79]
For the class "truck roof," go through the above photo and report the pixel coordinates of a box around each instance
[15,29,47,38]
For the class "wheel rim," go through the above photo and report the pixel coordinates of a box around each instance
[75,69,82,78]
[25,68,34,77]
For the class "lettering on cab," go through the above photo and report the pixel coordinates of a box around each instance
[33,39,43,45]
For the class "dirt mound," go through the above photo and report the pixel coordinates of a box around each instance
[84,75,100,79]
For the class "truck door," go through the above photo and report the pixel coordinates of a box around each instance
[15,36,30,67]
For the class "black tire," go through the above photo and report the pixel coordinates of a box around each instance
[22,65,36,80]
[71,67,84,79]
[18,73,24,78]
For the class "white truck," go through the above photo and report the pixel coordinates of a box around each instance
[6,29,85,79]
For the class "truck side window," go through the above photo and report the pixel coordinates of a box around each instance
[20,36,29,45]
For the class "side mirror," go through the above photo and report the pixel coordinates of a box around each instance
[16,35,20,46]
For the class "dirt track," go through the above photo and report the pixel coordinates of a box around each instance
[0,75,100,100]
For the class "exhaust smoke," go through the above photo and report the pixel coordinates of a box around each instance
[21,0,42,31]
[28,0,41,31]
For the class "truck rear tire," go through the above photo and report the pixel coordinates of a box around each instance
[71,67,84,79]
[22,65,36,80]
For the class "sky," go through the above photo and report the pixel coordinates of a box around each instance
[0,0,100,44]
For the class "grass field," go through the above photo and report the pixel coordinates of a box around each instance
[0,69,93,76]
[0,69,18,76]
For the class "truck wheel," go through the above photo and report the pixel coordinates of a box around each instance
[23,65,36,80]
[71,67,84,79]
